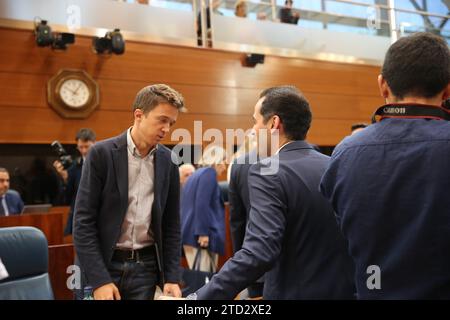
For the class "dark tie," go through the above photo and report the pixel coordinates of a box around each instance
[0,196,5,216]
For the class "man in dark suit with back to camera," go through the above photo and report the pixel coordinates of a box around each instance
[74,84,185,300]
[183,86,355,300]
[320,32,450,299]
[229,150,265,298]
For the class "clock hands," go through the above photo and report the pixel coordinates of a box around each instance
[64,82,82,95]
[73,83,82,95]
[64,87,76,94]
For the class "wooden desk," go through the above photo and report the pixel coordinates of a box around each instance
[0,212,64,245]
[50,206,73,243]
[48,243,75,300]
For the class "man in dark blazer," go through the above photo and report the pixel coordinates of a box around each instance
[53,128,96,235]
[0,168,24,216]
[228,151,264,298]
[229,152,255,252]
[73,84,185,300]
[191,86,355,299]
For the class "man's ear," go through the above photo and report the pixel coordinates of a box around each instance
[270,115,282,134]
[378,74,389,99]
[134,109,143,122]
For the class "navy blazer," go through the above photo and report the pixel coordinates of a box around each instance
[73,131,181,289]
[228,152,257,253]
[196,141,355,299]
[181,167,225,255]
[3,190,24,215]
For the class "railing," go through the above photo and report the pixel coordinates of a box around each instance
[393,6,450,39]
[197,0,449,62]
[0,0,449,64]
[199,0,449,39]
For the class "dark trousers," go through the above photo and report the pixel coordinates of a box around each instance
[107,253,159,300]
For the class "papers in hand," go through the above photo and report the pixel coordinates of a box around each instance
[0,258,9,280]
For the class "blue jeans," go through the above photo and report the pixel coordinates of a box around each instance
[107,253,159,300]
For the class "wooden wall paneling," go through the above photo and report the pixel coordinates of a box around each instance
[0,28,381,94]
[0,27,383,146]
[0,106,130,144]
[50,206,72,243]
[0,71,382,119]
[0,106,372,145]
[0,72,49,108]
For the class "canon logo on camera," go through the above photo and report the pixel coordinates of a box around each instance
[383,107,406,114]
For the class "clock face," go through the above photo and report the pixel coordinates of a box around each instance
[48,69,99,119]
[59,79,91,108]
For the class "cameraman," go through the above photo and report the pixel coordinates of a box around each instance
[320,33,450,299]
[53,128,96,235]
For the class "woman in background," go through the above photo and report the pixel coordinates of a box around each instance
[180,145,227,272]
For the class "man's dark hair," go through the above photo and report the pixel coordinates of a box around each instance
[259,85,312,140]
[351,123,368,132]
[0,167,8,174]
[133,84,185,114]
[75,128,96,142]
[382,32,450,99]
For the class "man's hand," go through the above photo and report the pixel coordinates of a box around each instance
[198,235,209,248]
[163,283,182,298]
[53,160,68,183]
[93,283,121,300]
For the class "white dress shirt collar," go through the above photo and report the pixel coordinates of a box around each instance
[275,141,294,155]
[127,127,158,159]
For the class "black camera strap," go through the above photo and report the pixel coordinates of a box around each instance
[371,103,450,123]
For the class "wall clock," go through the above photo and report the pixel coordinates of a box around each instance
[47,69,99,119]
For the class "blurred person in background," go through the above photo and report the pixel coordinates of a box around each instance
[53,128,96,235]
[180,145,227,272]
[179,163,196,188]
[0,167,24,216]
[279,0,300,24]
[235,0,248,18]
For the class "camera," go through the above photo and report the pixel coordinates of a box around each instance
[51,141,73,169]
[35,19,75,50]
[242,53,265,67]
[52,32,75,50]
[35,20,53,47]
[92,29,125,55]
